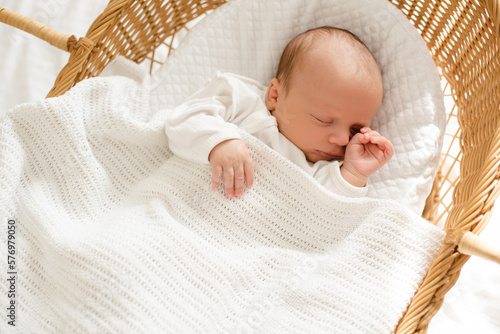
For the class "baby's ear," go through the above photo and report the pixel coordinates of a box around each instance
[265,78,281,111]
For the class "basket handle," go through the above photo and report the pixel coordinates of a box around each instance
[450,230,500,264]
[484,0,500,36]
[0,7,76,51]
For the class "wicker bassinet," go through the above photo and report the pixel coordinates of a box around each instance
[1,0,500,332]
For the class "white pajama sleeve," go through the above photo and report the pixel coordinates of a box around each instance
[164,75,244,164]
[313,161,368,197]
[328,162,368,197]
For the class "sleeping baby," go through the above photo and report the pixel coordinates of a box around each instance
[165,26,394,198]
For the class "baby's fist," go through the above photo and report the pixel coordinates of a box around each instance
[341,127,394,187]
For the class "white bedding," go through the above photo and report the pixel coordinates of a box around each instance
[0,73,444,333]
[1,0,500,333]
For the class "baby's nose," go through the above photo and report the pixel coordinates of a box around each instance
[328,131,350,146]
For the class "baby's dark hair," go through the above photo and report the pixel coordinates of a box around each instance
[276,26,380,94]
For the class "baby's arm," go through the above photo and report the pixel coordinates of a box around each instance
[209,139,254,197]
[340,127,394,187]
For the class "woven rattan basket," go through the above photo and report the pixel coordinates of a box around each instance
[2,0,500,332]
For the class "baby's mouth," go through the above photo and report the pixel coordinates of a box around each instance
[317,150,343,161]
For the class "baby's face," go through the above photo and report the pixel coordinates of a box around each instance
[266,48,383,163]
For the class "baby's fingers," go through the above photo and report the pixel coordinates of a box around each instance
[233,164,245,197]
[211,165,223,191]
[223,167,236,198]
[211,165,239,198]
[358,127,376,144]
[232,160,255,197]
[208,138,253,197]
[371,132,393,152]
[366,130,394,157]
[244,160,254,189]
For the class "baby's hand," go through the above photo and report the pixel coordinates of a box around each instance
[341,127,394,187]
[208,139,254,197]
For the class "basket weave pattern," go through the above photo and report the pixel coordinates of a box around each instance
[391,1,500,332]
[2,0,499,333]
[47,0,226,97]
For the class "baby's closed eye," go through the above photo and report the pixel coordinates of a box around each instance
[311,115,335,125]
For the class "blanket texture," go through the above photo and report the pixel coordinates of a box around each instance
[0,76,444,333]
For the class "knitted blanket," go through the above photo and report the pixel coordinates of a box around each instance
[0,76,444,333]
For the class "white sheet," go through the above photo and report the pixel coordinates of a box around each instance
[0,1,499,333]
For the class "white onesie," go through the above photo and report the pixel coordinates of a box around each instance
[165,72,367,197]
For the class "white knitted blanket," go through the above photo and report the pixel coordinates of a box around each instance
[0,76,445,333]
